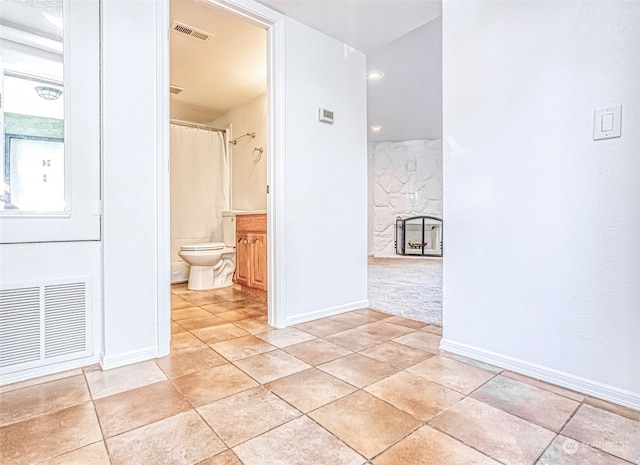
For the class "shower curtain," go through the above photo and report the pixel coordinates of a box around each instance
[170,124,229,283]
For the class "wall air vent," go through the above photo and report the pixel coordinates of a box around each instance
[0,287,40,368]
[170,84,184,95]
[0,279,92,379]
[171,21,214,41]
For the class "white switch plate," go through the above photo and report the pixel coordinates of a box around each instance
[593,105,622,140]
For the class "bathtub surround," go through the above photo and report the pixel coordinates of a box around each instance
[372,139,443,257]
[170,125,229,283]
[212,94,267,212]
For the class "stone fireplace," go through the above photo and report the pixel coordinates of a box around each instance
[372,139,442,257]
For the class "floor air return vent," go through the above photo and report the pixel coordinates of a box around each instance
[0,279,92,377]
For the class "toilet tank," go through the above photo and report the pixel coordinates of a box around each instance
[222,211,236,247]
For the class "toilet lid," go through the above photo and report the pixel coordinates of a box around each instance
[180,242,224,251]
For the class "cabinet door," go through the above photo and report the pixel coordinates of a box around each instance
[249,233,267,291]
[235,235,250,286]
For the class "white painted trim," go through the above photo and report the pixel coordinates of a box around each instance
[0,354,99,387]
[197,0,284,25]
[440,339,640,411]
[0,24,63,55]
[155,0,171,358]
[100,347,158,371]
[267,19,286,328]
[285,300,370,326]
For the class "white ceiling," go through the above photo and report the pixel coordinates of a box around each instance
[258,0,441,54]
[170,0,266,123]
[367,16,442,141]
[256,0,443,142]
[170,0,442,141]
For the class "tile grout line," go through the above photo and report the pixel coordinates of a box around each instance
[5,287,638,465]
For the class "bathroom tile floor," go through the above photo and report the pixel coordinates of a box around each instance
[1,284,639,464]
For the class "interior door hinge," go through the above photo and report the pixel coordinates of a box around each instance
[266,185,270,194]
[92,199,103,216]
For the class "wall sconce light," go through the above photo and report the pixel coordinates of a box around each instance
[35,86,63,100]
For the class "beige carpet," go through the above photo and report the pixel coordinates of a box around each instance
[367,256,443,325]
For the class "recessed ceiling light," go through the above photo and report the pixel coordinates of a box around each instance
[370,126,382,132]
[367,71,384,80]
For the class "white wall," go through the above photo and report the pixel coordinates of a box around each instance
[101,0,168,368]
[282,18,368,324]
[367,16,442,142]
[442,0,640,409]
[367,142,375,255]
[372,139,442,257]
[0,243,102,383]
[212,93,267,211]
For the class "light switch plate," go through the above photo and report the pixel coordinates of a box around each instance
[593,105,622,140]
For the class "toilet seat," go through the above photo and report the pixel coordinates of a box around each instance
[180,242,224,252]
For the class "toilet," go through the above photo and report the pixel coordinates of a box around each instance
[178,212,236,290]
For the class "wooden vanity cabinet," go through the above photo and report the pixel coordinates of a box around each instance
[235,214,267,291]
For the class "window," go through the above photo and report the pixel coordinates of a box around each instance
[0,0,100,243]
[3,73,65,213]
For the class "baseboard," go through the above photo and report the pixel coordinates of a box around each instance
[285,300,370,326]
[440,339,640,411]
[100,346,159,371]
[0,354,100,387]
[372,254,443,260]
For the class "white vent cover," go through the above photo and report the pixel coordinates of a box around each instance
[0,287,40,368]
[170,84,184,95]
[0,279,91,376]
[171,21,214,41]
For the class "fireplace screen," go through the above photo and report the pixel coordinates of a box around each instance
[395,216,443,257]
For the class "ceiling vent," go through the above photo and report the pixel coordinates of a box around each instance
[171,21,214,41]
[169,84,184,95]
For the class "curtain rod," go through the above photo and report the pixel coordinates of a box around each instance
[170,119,226,133]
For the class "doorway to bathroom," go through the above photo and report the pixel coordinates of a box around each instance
[167,0,270,343]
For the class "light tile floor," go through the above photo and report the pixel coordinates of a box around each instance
[1,284,639,464]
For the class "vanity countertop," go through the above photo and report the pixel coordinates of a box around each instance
[223,210,266,216]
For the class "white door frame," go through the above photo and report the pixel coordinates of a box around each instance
[155,0,287,355]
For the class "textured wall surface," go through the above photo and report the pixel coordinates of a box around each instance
[442,0,640,406]
[211,93,267,212]
[372,139,443,257]
[282,18,368,323]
